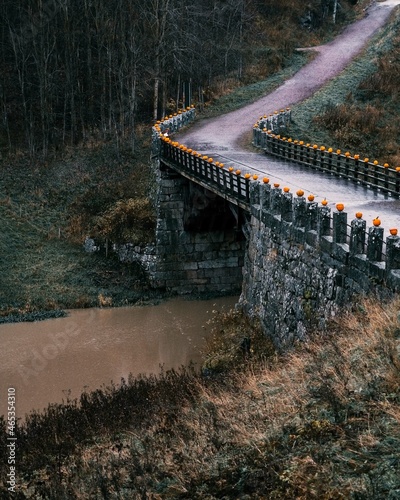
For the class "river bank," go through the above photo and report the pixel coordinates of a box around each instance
[0,296,239,419]
[1,297,398,498]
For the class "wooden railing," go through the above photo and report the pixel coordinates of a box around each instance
[253,110,400,197]
[160,139,252,210]
[151,107,252,210]
[151,106,196,157]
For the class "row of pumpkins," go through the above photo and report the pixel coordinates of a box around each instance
[155,110,397,235]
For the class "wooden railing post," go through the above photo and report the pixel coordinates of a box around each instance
[386,234,400,275]
[353,157,359,181]
[396,168,400,193]
[333,211,347,244]
[317,205,331,238]
[349,217,366,255]
[293,195,307,227]
[260,182,272,211]
[271,186,282,215]
[327,150,333,173]
[282,191,293,222]
[363,159,370,185]
[306,201,318,231]
[336,153,342,176]
[384,165,390,192]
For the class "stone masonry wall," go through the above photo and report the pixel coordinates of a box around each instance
[240,214,340,348]
[148,165,245,294]
[239,182,400,349]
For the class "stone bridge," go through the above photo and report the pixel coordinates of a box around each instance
[124,109,400,347]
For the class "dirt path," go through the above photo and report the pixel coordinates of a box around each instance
[179,0,400,153]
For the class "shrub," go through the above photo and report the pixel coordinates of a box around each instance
[92,198,156,245]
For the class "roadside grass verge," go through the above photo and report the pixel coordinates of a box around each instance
[287,7,400,165]
[199,52,312,118]
[0,298,398,498]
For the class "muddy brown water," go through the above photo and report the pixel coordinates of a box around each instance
[0,297,238,419]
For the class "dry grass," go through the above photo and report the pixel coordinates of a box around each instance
[2,298,399,498]
[312,26,400,165]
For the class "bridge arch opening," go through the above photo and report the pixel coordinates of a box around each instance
[152,164,247,294]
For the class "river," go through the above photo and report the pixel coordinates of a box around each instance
[0,296,238,420]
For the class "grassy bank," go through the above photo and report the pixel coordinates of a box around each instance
[0,298,398,498]
[0,139,162,321]
[287,6,400,166]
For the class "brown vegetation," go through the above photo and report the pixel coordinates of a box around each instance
[1,299,399,498]
[314,30,400,166]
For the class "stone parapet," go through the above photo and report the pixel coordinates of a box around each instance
[239,182,400,348]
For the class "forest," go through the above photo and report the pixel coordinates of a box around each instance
[0,0,355,157]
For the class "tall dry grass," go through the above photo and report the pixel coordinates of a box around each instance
[1,298,399,498]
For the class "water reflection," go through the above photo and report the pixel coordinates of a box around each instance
[0,297,237,419]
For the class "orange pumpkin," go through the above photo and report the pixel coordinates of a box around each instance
[283,186,290,193]
[253,174,259,180]
[296,189,304,197]
[274,183,280,188]
[308,194,315,202]
[355,212,363,219]
[263,177,270,184]
[336,203,345,212]
[321,199,328,206]
[390,228,398,236]
[373,217,381,227]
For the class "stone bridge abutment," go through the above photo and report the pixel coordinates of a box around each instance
[149,162,247,294]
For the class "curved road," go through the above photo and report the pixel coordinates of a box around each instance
[178,0,400,233]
